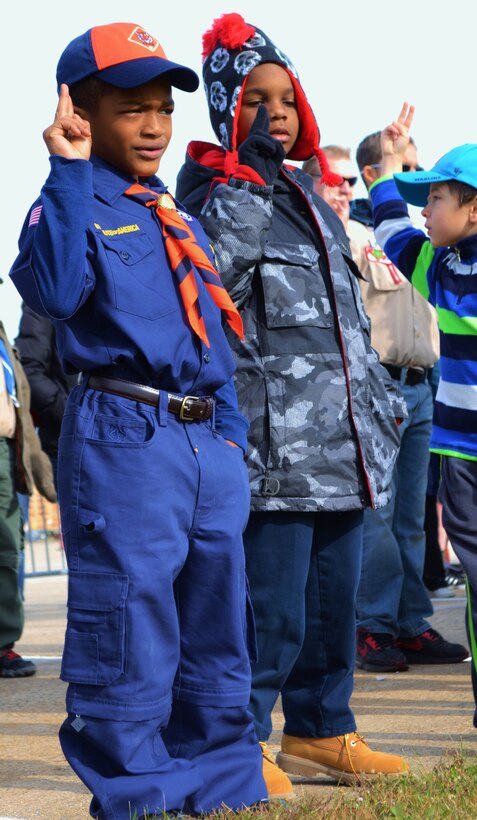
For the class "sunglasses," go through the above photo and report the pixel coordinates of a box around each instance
[369,163,423,173]
[310,173,357,187]
[402,163,424,173]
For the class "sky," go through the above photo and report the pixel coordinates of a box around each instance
[2,0,476,340]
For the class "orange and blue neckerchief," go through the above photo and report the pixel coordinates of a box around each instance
[125,183,244,348]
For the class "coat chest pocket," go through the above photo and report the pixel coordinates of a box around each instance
[259,242,332,329]
[100,232,179,320]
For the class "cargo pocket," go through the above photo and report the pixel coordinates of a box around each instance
[61,571,129,685]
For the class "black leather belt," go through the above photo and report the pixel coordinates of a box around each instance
[87,375,214,421]
[384,364,428,386]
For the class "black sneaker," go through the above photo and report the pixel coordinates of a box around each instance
[396,628,469,664]
[0,649,36,678]
[356,628,409,673]
[445,565,466,589]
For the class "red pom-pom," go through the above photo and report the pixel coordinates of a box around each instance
[202,13,256,60]
[320,170,344,187]
[315,147,343,187]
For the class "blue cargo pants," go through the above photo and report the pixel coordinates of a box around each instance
[57,383,266,819]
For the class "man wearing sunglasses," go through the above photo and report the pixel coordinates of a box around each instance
[303,145,357,228]
[349,132,467,673]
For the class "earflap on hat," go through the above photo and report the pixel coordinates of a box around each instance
[284,72,342,186]
[202,13,341,186]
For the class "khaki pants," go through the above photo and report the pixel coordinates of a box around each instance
[0,437,23,649]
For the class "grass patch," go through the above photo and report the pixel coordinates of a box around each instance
[132,751,477,819]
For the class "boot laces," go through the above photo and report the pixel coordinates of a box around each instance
[343,732,367,784]
[259,741,275,764]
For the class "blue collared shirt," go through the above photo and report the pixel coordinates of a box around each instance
[9,155,248,448]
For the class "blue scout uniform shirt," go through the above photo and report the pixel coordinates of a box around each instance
[10,155,248,450]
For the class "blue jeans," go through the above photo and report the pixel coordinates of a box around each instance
[244,509,363,741]
[356,379,434,637]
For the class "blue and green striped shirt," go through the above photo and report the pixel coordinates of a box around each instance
[371,177,477,461]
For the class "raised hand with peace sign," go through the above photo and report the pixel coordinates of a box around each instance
[380,102,415,176]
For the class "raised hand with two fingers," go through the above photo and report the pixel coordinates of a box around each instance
[380,102,415,175]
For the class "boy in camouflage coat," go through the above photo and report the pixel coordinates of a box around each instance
[176,13,408,791]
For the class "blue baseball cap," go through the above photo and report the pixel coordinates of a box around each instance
[56,22,199,93]
[394,144,477,207]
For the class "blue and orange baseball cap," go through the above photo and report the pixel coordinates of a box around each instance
[56,22,199,92]
[394,144,477,207]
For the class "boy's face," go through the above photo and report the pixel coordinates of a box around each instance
[78,77,174,178]
[422,182,477,247]
[236,63,299,157]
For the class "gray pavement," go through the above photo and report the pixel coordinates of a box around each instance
[0,574,476,819]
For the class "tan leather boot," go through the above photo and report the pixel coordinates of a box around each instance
[276,733,409,785]
[260,742,296,799]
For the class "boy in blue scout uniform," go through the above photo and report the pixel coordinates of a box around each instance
[9,22,267,819]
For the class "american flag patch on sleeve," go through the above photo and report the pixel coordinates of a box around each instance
[28,205,42,227]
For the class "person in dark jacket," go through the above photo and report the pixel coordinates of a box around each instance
[176,12,409,792]
[16,305,77,482]
[0,319,57,678]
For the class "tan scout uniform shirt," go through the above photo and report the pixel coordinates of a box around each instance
[0,360,16,438]
[348,219,439,369]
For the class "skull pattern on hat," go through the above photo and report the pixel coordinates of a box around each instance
[201,13,341,186]
[203,17,300,154]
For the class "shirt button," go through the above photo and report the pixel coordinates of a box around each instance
[203,353,210,363]
[119,251,130,261]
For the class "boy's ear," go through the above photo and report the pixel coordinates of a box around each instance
[469,195,477,223]
[361,164,378,189]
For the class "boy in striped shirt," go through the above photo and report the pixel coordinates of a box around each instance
[370,102,477,726]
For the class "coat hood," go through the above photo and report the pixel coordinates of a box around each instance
[201,13,340,185]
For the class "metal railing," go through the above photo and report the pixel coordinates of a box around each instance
[21,491,67,578]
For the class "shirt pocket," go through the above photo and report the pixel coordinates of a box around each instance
[363,250,406,292]
[100,232,179,320]
[259,242,332,329]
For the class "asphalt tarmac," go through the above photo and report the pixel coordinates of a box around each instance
[1,575,475,820]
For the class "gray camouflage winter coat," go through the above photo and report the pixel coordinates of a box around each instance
[176,154,405,513]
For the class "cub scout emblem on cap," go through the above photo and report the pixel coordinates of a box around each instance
[128,27,159,52]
